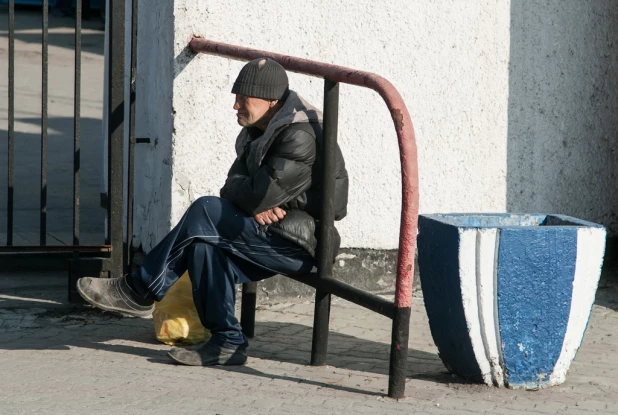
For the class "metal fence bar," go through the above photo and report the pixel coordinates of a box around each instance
[7,0,15,246]
[73,1,82,245]
[1,1,116,279]
[0,245,112,253]
[40,0,49,245]
[126,0,139,271]
[310,79,339,367]
[108,0,126,278]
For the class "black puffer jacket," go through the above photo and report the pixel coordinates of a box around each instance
[220,91,349,258]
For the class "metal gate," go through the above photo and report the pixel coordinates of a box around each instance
[1,0,136,299]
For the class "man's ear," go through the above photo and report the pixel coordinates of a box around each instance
[270,100,279,108]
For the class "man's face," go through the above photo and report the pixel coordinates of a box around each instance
[233,94,273,128]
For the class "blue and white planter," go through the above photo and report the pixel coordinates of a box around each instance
[417,213,606,389]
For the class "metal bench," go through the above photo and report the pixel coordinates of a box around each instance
[189,38,420,399]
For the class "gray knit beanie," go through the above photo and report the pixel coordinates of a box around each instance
[232,58,289,100]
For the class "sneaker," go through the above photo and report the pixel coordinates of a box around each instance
[76,276,154,318]
[168,340,247,366]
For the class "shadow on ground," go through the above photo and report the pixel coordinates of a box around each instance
[0,274,457,398]
[596,244,618,310]
[0,304,452,378]
[215,324,456,397]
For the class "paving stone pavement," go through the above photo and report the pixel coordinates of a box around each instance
[0,274,617,414]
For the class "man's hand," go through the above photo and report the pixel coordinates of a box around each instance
[254,207,286,225]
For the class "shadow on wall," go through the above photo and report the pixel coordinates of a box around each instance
[507,1,618,233]
[130,0,175,251]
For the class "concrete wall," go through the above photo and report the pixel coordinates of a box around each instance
[133,0,617,251]
[134,0,511,250]
[507,1,618,233]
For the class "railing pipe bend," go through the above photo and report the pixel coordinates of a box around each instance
[188,37,419,310]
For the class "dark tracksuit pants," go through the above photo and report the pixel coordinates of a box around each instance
[126,196,317,348]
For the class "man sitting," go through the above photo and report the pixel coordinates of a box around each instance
[77,57,349,366]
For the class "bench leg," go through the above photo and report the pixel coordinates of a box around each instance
[388,306,411,399]
[241,281,258,338]
[311,288,331,365]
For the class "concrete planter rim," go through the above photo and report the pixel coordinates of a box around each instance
[420,213,604,230]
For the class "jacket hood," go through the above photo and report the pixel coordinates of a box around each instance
[235,90,322,175]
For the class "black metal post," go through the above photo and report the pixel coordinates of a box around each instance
[73,0,82,245]
[126,0,138,272]
[108,0,125,278]
[311,79,339,366]
[287,274,395,318]
[7,0,15,247]
[241,282,258,338]
[40,0,49,245]
[388,306,411,399]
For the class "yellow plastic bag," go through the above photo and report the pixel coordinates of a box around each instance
[153,271,210,345]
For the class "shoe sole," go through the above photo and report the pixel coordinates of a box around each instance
[167,350,248,366]
[76,279,153,318]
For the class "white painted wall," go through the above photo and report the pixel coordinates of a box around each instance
[132,0,617,251]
